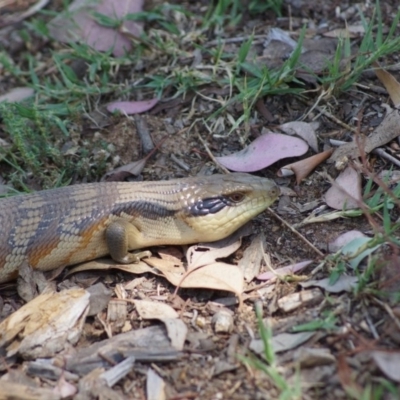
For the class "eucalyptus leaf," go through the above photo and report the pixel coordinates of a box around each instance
[341,237,381,269]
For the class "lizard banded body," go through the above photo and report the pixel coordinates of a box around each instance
[0,173,279,283]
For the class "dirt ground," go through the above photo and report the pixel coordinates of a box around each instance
[1,0,400,399]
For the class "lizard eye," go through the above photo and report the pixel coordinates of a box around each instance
[227,192,245,203]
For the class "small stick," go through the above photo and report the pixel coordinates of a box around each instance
[373,148,400,168]
[315,105,357,132]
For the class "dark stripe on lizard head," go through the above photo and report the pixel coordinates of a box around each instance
[187,196,235,216]
[112,201,177,219]
[112,195,243,220]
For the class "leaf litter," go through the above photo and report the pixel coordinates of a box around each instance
[69,227,250,299]
[133,300,187,350]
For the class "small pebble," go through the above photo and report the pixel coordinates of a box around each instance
[212,310,233,333]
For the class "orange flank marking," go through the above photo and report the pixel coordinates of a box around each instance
[28,237,63,268]
[28,216,110,268]
[64,216,110,265]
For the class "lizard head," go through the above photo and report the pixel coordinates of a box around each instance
[179,173,280,243]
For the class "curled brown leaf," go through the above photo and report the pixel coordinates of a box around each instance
[278,149,333,184]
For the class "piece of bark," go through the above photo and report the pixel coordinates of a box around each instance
[76,368,122,400]
[0,380,60,400]
[107,299,127,329]
[99,355,136,387]
[63,325,180,376]
[26,359,79,381]
[0,288,90,360]
[147,368,166,400]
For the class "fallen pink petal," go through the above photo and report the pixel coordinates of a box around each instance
[216,132,308,172]
[107,99,159,114]
[257,260,313,281]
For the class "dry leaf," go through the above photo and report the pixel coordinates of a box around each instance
[102,158,148,181]
[144,257,186,275]
[0,87,34,103]
[279,121,319,152]
[278,149,334,184]
[67,250,244,297]
[371,351,400,382]
[250,331,315,354]
[67,258,155,276]
[294,347,335,367]
[264,28,298,49]
[216,132,308,172]
[102,135,167,181]
[300,276,358,293]
[124,277,146,290]
[328,230,367,253]
[184,224,251,269]
[373,62,400,107]
[157,247,184,263]
[133,300,187,350]
[107,99,159,114]
[323,25,365,38]
[340,237,381,269]
[325,166,362,210]
[187,237,242,269]
[378,170,400,185]
[238,233,266,282]
[257,260,312,281]
[48,0,143,57]
[329,109,400,163]
[162,262,244,296]
[160,319,187,350]
[134,300,179,319]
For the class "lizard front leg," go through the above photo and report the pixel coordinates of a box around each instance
[105,220,151,263]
